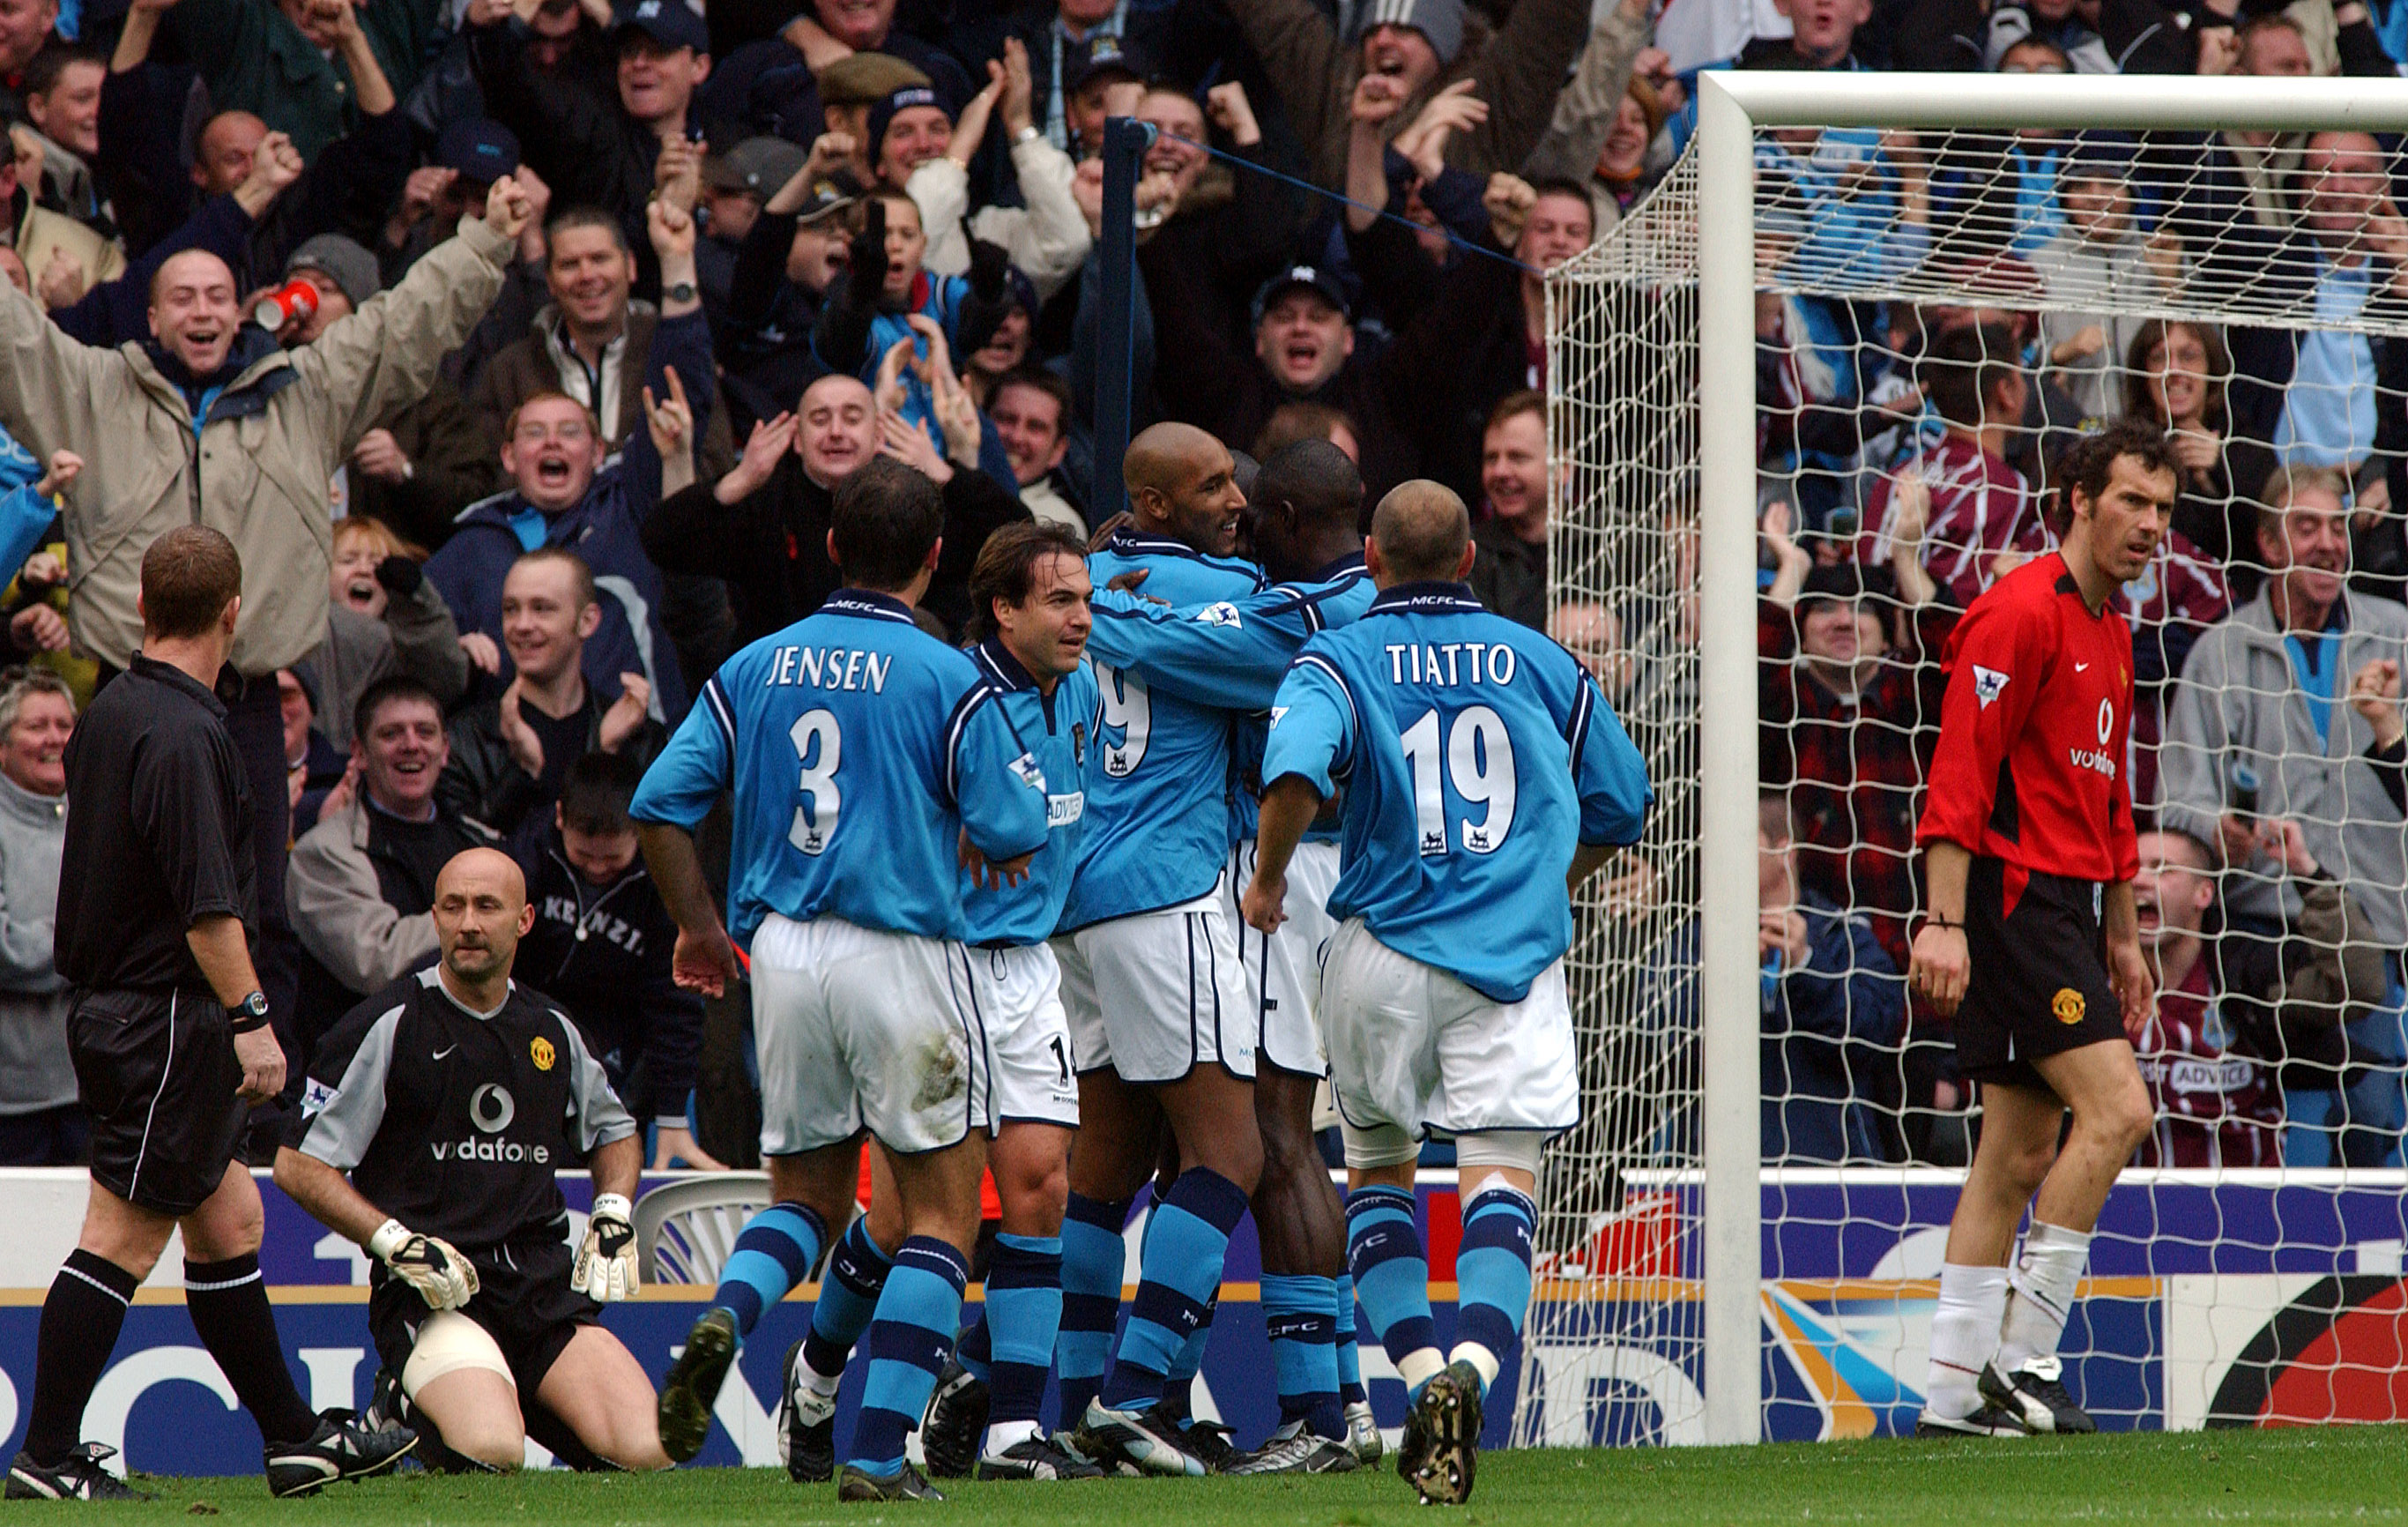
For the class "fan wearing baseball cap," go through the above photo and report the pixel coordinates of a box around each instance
[464,0,710,287]
[1148,259,1417,506]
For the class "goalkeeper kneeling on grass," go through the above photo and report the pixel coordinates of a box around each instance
[277,847,672,1473]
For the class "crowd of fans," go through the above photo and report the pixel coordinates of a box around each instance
[1734,0,2408,1173]
[0,0,2397,1178]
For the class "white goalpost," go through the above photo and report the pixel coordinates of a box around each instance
[1532,71,2408,1450]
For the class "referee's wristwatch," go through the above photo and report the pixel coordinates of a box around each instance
[229,990,271,1033]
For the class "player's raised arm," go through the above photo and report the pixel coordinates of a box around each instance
[1086,581,1352,711]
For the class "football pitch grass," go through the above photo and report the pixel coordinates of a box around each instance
[84,1425,2408,1525]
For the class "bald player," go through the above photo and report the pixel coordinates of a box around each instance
[1052,441,1379,1471]
[1245,481,1653,1504]
[279,848,668,1474]
[1051,422,1267,1476]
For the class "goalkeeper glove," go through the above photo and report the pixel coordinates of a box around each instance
[368,1218,479,1310]
[571,1193,640,1303]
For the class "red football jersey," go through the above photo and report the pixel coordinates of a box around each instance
[1918,553,2140,885]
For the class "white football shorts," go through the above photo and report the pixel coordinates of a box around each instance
[1319,917,1578,1160]
[749,912,992,1156]
[1059,883,1254,1084]
[1228,839,1341,1077]
[972,942,1081,1128]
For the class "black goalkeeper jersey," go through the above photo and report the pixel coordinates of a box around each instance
[291,967,635,1265]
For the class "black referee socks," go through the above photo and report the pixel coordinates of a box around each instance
[182,1254,321,1447]
[24,1249,139,1465]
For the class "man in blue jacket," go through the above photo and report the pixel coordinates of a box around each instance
[428,201,711,726]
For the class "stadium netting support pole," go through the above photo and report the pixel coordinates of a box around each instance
[1093,115,1153,529]
[1693,71,1763,1449]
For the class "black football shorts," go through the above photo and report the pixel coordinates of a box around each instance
[370,1242,599,1399]
[1955,857,2127,1091]
[70,987,248,1218]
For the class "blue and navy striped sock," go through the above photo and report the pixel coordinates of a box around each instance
[1346,1187,1441,1393]
[1334,1272,1367,1406]
[1452,1183,1536,1395]
[985,1233,1062,1428]
[801,1216,891,1383]
[1099,1168,1247,1412]
[709,1201,829,1337]
[846,1238,970,1478]
[955,1311,992,1384]
[1157,1292,1215,1423]
[1263,1272,1345,1439]
[1055,1192,1129,1422]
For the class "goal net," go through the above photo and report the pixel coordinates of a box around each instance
[1523,72,2408,1449]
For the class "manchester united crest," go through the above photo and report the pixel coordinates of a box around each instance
[2051,988,2085,1026]
[531,1035,556,1070]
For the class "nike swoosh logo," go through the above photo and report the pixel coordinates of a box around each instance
[433,1046,457,1060]
[2075,662,2091,672]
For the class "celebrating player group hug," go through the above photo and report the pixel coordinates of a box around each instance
[11,413,2183,1506]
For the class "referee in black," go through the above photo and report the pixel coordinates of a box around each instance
[6,527,415,1502]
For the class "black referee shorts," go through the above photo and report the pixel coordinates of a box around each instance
[369,1244,600,1400]
[1955,857,2126,1092]
[69,987,248,1218]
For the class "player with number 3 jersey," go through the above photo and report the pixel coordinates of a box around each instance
[633,459,1048,1501]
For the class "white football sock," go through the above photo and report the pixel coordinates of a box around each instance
[1925,1263,2009,1420]
[983,1419,1041,1456]
[1448,1341,1502,1391]
[799,1352,844,1398]
[1997,1221,2090,1373]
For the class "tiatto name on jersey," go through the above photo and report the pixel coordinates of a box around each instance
[759,644,895,693]
[1383,642,1520,687]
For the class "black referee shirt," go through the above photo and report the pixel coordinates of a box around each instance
[56,655,256,991]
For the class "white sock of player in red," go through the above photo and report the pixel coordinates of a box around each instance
[1925,1263,2009,1419]
[1996,1221,2090,1372]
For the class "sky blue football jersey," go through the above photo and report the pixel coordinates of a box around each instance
[1059,528,1266,932]
[959,639,1100,947]
[1260,581,1654,1002]
[1085,555,1376,845]
[630,590,1051,944]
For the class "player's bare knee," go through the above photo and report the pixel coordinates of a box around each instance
[2092,1078,2154,1153]
[179,1203,265,1263]
[76,1210,171,1280]
[1000,1158,1068,1235]
[442,1419,527,1472]
[1990,1136,2056,1198]
[586,1413,673,1472]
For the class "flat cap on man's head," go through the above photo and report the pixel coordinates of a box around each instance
[818,51,933,106]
